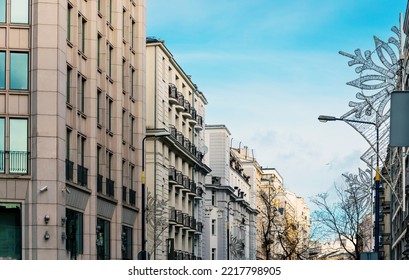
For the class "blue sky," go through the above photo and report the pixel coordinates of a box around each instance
[147,0,407,210]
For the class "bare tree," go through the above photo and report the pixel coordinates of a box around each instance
[310,177,371,260]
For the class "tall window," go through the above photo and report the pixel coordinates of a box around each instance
[9,118,28,174]
[0,0,5,23]
[130,67,135,98]
[66,128,73,181]
[96,218,110,260]
[10,52,28,90]
[66,208,83,259]
[67,4,72,41]
[130,115,134,146]
[10,0,29,24]
[0,203,22,259]
[97,89,102,125]
[97,34,102,68]
[211,219,216,235]
[0,118,4,173]
[211,190,216,206]
[0,51,5,89]
[77,75,85,113]
[107,0,112,24]
[131,19,135,49]
[78,14,86,53]
[107,44,113,77]
[106,96,112,131]
[121,226,132,260]
[66,66,72,103]
[211,248,216,260]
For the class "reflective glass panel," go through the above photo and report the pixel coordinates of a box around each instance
[10,52,28,90]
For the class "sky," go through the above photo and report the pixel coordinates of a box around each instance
[146,0,408,211]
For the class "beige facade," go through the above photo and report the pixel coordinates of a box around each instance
[145,38,210,260]
[0,0,146,259]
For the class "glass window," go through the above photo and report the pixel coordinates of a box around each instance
[96,218,110,260]
[0,0,5,23]
[97,34,102,68]
[10,0,29,24]
[0,118,4,173]
[67,4,72,41]
[97,90,102,124]
[10,52,29,90]
[0,51,4,89]
[77,75,85,112]
[66,208,83,259]
[9,119,28,174]
[108,45,113,77]
[66,66,71,103]
[121,226,132,260]
[0,203,22,260]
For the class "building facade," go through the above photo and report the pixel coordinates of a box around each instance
[145,38,210,260]
[204,125,258,260]
[0,0,146,259]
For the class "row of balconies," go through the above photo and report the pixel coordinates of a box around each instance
[171,250,202,260]
[169,207,203,233]
[168,84,203,131]
[169,126,204,162]
[67,160,136,206]
[168,167,204,198]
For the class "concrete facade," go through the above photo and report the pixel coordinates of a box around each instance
[145,38,210,260]
[0,0,146,259]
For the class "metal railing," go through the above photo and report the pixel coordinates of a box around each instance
[106,178,115,197]
[129,189,136,206]
[77,164,88,186]
[66,159,74,181]
[9,151,28,174]
[97,174,103,193]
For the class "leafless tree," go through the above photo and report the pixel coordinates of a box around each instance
[310,178,372,260]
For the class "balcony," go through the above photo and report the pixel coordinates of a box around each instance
[195,222,203,234]
[175,92,184,112]
[129,189,136,206]
[169,125,177,139]
[181,100,191,119]
[175,171,183,187]
[97,174,103,193]
[182,175,190,192]
[176,132,184,145]
[169,208,177,224]
[66,159,74,181]
[77,164,88,186]
[195,185,204,200]
[195,115,203,131]
[188,181,197,197]
[168,84,178,105]
[189,216,196,231]
[106,178,115,197]
[183,137,191,151]
[176,210,184,226]
[9,151,29,174]
[183,213,190,228]
[169,166,177,183]
[189,108,197,125]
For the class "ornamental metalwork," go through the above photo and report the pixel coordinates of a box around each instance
[339,23,406,207]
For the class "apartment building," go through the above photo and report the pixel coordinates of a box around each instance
[204,125,258,260]
[145,38,210,260]
[0,0,146,259]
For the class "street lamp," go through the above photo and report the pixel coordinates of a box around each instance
[318,114,380,256]
[138,130,170,260]
[227,195,244,260]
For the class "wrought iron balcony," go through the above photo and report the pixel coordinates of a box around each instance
[168,84,178,104]
[106,178,115,197]
[66,159,74,181]
[77,164,88,186]
[195,222,203,234]
[183,213,190,228]
[176,131,184,145]
[195,115,203,131]
[97,174,103,193]
[169,166,177,182]
[176,210,184,225]
[175,93,184,111]
[182,175,190,191]
[175,171,183,186]
[129,189,136,206]
[169,125,177,138]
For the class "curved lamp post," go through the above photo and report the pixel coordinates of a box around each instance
[139,130,170,260]
[318,115,380,256]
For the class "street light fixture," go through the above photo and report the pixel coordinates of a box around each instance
[317,114,381,256]
[227,195,244,260]
[138,130,170,260]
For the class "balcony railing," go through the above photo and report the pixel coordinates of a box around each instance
[129,189,136,206]
[106,178,115,197]
[122,186,127,202]
[169,208,176,223]
[168,84,178,100]
[176,132,184,145]
[176,171,183,185]
[169,166,177,182]
[196,222,203,233]
[0,150,4,173]
[97,174,103,193]
[66,159,74,181]
[77,164,88,186]
[176,210,183,225]
[9,151,28,174]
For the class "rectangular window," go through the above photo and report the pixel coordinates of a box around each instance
[122,59,126,90]
[67,4,72,41]
[97,89,102,125]
[131,19,135,49]
[78,14,86,53]
[122,226,132,260]
[0,51,5,89]
[211,248,216,260]
[96,218,110,260]
[107,0,112,23]
[129,165,134,190]
[11,0,29,24]
[77,75,85,113]
[97,0,101,14]
[122,109,126,141]
[106,97,112,131]
[66,66,71,103]
[0,203,22,259]
[130,68,135,98]
[107,152,112,179]
[9,118,28,174]
[0,118,4,173]
[0,0,5,23]
[108,44,113,77]
[10,52,28,90]
[77,135,87,186]
[130,115,134,146]
[212,190,216,206]
[66,208,83,259]
[211,219,216,235]
[97,34,102,68]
